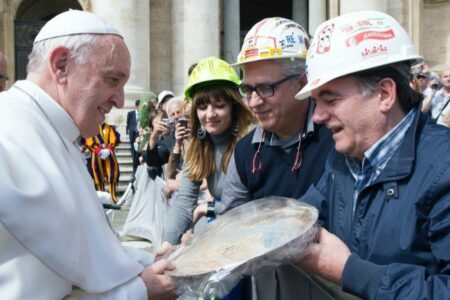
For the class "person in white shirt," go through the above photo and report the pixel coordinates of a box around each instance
[0,10,175,299]
[432,67,450,127]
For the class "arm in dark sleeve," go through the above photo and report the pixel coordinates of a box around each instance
[342,165,450,300]
[143,138,170,167]
[217,153,250,215]
[299,170,330,228]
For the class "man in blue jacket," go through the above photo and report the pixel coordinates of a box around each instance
[296,11,450,299]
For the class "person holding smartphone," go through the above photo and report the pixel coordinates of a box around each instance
[163,57,255,245]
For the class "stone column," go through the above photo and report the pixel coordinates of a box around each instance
[150,0,172,95]
[407,0,422,53]
[328,0,340,18]
[1,2,15,87]
[171,0,220,95]
[90,0,150,129]
[340,0,387,14]
[222,0,240,64]
[91,0,151,107]
[292,0,308,31]
[308,0,326,35]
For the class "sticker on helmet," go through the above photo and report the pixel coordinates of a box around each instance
[316,23,335,54]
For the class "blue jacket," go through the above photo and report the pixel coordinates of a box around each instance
[301,111,450,299]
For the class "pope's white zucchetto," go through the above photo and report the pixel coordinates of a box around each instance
[34,10,122,43]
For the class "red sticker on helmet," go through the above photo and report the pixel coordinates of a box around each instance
[345,29,395,47]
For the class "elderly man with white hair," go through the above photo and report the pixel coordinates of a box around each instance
[0,10,175,299]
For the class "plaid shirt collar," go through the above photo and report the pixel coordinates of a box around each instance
[346,107,417,216]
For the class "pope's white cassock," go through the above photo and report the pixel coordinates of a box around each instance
[0,80,150,299]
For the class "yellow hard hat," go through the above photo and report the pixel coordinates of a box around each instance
[184,56,241,99]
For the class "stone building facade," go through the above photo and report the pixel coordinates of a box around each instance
[1,0,448,130]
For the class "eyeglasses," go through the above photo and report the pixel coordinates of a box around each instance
[239,74,302,100]
[416,74,428,80]
[0,75,9,81]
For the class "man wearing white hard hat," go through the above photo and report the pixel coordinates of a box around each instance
[0,10,175,299]
[219,17,334,299]
[296,11,450,299]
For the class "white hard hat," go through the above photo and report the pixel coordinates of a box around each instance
[234,17,310,66]
[157,90,175,104]
[34,10,121,43]
[296,10,422,100]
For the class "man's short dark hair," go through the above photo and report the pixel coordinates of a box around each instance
[352,63,423,113]
[135,99,140,107]
[188,63,198,76]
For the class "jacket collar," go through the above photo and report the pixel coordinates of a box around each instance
[374,106,423,183]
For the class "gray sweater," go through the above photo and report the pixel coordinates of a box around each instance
[163,130,230,244]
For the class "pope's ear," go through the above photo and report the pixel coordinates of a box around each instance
[49,46,70,83]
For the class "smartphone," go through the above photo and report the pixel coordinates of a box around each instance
[178,117,188,128]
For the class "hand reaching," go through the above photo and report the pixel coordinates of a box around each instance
[192,203,207,224]
[163,179,180,199]
[155,241,177,261]
[140,259,176,299]
[174,122,190,144]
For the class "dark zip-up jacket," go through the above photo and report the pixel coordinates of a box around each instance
[301,111,450,299]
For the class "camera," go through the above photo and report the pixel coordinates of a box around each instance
[431,83,440,90]
[162,118,175,128]
[178,117,188,128]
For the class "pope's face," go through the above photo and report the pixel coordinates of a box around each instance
[65,35,131,137]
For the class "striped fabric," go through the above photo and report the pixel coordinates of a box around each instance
[82,123,121,202]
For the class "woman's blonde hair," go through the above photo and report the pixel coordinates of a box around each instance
[185,84,254,181]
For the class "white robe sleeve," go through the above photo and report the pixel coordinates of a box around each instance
[0,223,148,300]
[66,277,147,300]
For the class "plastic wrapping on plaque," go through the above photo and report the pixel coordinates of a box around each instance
[166,196,318,299]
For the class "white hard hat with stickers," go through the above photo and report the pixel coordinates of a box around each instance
[235,17,310,66]
[296,10,423,100]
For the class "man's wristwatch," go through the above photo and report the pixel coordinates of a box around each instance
[206,201,215,218]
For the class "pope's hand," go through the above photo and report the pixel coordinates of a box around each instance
[140,259,176,299]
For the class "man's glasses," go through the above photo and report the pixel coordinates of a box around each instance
[239,74,302,100]
[0,75,9,81]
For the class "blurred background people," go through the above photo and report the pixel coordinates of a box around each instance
[430,67,450,127]
[126,99,141,175]
[157,90,174,112]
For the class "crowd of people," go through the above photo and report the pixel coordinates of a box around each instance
[0,8,449,300]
